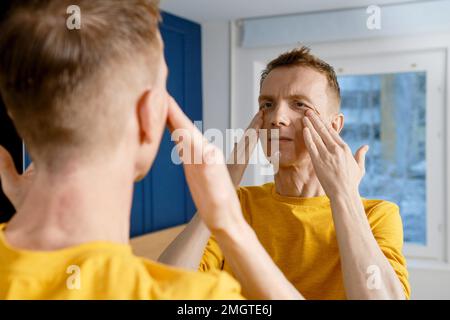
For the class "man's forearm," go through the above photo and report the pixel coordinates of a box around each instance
[330,190,405,300]
[158,213,211,269]
[158,116,260,269]
[159,164,249,269]
[159,202,303,299]
[214,215,304,300]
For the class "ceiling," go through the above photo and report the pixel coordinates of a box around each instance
[160,0,420,22]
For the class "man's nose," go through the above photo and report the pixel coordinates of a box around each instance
[270,104,291,127]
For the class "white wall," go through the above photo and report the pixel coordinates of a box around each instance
[409,265,450,299]
[201,22,230,133]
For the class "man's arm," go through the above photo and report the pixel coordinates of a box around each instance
[302,110,406,299]
[158,212,211,269]
[212,204,301,299]
[158,111,263,269]
[329,192,406,299]
[166,99,303,299]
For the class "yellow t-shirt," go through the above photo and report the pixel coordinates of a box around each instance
[200,182,410,300]
[0,224,243,300]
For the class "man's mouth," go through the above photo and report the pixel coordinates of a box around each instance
[268,136,293,142]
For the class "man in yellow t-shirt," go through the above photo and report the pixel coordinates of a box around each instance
[199,184,409,300]
[0,0,304,300]
[160,47,410,299]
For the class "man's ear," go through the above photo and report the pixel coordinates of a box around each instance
[137,90,153,144]
[136,88,168,145]
[331,113,344,134]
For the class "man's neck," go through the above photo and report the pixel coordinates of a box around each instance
[274,157,325,198]
[4,160,135,251]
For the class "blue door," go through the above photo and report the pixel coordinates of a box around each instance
[130,12,202,237]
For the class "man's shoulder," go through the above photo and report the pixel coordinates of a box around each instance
[361,198,399,211]
[361,198,400,220]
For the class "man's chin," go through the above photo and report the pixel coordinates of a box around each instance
[277,158,298,168]
[263,152,297,168]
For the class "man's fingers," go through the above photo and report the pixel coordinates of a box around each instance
[303,127,320,159]
[167,96,225,165]
[166,96,194,134]
[248,110,264,131]
[304,110,336,149]
[326,122,347,148]
[24,163,35,175]
[302,116,328,156]
[230,130,260,165]
[167,96,201,144]
[0,145,19,184]
[231,110,263,164]
[354,145,369,171]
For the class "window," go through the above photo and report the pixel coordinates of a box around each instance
[338,72,427,245]
[329,49,446,260]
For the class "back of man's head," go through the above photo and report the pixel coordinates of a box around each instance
[0,0,161,170]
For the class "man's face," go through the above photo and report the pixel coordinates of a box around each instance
[259,65,336,167]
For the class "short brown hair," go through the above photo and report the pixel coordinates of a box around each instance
[0,0,161,167]
[261,46,341,107]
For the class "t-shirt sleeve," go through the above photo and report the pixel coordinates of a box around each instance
[367,201,411,299]
[199,235,225,272]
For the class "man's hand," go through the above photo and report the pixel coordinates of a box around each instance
[302,110,406,300]
[158,110,263,268]
[0,146,34,210]
[302,110,369,199]
[227,111,264,187]
[166,96,244,233]
[166,96,303,299]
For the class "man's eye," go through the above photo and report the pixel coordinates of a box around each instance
[294,101,306,108]
[260,102,273,109]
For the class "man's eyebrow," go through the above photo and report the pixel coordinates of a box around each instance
[258,95,273,102]
[288,94,312,103]
[257,94,321,115]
